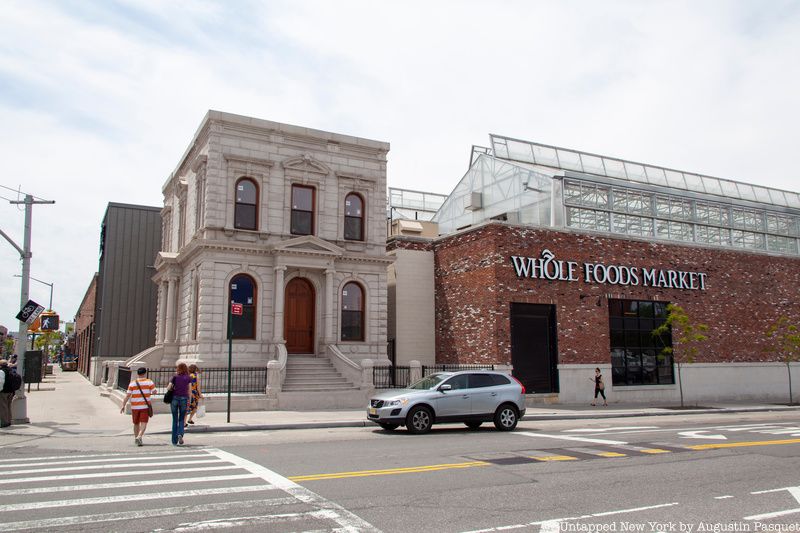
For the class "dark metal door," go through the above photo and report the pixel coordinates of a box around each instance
[510,303,558,394]
[284,278,315,354]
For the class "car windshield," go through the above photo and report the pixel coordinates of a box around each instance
[407,373,449,390]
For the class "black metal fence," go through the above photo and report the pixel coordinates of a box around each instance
[144,367,269,394]
[117,367,132,392]
[373,363,498,389]
[373,365,411,388]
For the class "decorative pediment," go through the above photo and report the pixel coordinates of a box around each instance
[272,235,344,257]
[281,154,331,176]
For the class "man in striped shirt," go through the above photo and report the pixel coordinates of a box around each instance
[120,367,156,446]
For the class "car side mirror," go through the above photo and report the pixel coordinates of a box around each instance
[438,384,452,392]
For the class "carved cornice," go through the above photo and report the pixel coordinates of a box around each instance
[191,154,208,173]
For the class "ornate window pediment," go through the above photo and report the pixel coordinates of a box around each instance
[273,235,344,256]
[281,154,331,176]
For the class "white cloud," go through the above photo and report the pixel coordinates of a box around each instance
[0,0,799,329]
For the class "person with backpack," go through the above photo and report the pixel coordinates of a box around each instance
[0,359,21,427]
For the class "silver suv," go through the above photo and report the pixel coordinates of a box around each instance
[367,371,526,434]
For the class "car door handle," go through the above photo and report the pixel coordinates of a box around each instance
[490,392,497,396]
[462,395,469,399]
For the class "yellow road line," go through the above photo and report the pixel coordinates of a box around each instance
[687,438,800,451]
[597,452,627,458]
[531,455,578,461]
[640,448,670,454]
[288,461,490,482]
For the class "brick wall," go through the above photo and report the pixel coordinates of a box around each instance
[432,222,800,366]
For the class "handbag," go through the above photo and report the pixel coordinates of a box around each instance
[598,380,605,391]
[135,380,154,417]
[163,388,174,404]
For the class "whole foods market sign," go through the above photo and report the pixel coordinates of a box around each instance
[511,249,707,291]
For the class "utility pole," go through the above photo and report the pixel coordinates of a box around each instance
[2,194,55,424]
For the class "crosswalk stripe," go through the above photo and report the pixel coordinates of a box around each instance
[0,485,277,512]
[208,448,381,533]
[172,509,342,531]
[6,453,211,469]
[0,498,298,532]
[5,458,223,475]
[0,464,244,485]
[0,473,260,496]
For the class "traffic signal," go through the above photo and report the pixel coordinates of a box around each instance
[39,313,59,331]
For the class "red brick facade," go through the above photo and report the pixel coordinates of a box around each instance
[75,274,97,376]
[398,222,800,366]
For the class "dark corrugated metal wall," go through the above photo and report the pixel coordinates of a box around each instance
[95,204,161,358]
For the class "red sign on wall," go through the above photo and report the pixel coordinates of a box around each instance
[231,303,243,316]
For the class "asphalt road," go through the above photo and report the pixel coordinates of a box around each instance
[3,411,800,532]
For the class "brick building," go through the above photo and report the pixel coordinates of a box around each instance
[74,274,97,377]
[389,135,800,404]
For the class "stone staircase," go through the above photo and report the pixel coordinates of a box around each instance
[282,355,358,392]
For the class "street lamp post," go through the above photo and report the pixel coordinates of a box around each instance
[14,275,53,308]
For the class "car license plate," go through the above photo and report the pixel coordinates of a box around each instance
[369,407,377,415]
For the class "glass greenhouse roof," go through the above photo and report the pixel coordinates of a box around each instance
[432,134,800,256]
[490,134,800,209]
[387,187,446,221]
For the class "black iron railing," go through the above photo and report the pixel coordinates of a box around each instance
[373,365,411,388]
[145,367,269,394]
[117,367,132,392]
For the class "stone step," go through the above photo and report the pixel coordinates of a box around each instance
[287,367,342,375]
[284,378,350,386]
[282,383,359,391]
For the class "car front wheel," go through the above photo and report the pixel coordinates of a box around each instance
[493,404,519,431]
[406,406,433,434]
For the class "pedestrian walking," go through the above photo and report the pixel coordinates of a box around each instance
[590,367,607,406]
[166,362,192,446]
[120,367,156,446]
[186,364,203,427]
[1,359,21,427]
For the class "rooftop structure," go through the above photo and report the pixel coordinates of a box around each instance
[434,135,800,256]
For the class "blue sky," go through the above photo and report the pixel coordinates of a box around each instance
[1,0,799,331]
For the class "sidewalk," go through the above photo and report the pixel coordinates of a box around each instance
[4,367,799,438]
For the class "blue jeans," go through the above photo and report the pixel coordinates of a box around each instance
[170,396,188,444]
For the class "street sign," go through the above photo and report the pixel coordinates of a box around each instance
[231,303,243,316]
[40,313,59,331]
[16,300,45,325]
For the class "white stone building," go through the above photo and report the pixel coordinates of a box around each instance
[127,111,392,404]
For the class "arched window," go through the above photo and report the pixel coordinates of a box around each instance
[234,178,258,230]
[228,274,256,339]
[344,193,364,241]
[341,282,364,341]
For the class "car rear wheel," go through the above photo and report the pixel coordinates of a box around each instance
[493,404,519,431]
[406,406,433,434]
[379,423,399,431]
[464,421,482,430]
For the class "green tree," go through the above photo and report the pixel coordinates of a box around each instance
[34,331,63,360]
[652,303,709,408]
[2,338,13,357]
[765,317,800,405]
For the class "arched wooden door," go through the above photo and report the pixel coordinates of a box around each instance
[284,277,315,354]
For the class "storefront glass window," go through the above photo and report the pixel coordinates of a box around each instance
[609,299,674,386]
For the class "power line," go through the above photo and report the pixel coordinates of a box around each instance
[0,184,51,203]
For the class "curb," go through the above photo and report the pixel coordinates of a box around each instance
[154,405,800,435]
